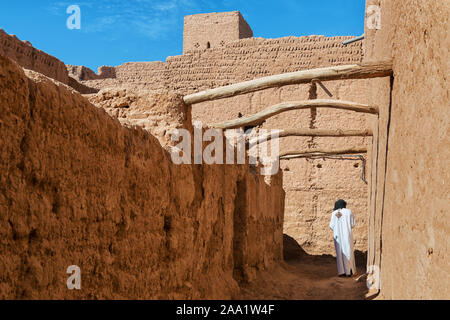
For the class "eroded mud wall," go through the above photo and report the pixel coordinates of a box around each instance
[364,0,449,299]
[0,55,284,299]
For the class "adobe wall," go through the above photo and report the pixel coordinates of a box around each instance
[79,34,369,256]
[0,54,284,299]
[0,28,69,85]
[0,29,99,95]
[364,0,449,299]
[67,64,117,82]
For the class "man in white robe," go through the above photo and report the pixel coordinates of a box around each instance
[330,199,356,276]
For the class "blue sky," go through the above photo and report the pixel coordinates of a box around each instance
[0,0,365,71]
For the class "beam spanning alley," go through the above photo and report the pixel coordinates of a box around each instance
[210,100,378,129]
[183,61,393,104]
[246,129,373,147]
[280,148,367,159]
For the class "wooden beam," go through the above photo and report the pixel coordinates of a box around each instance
[247,129,372,147]
[280,148,367,159]
[276,128,373,138]
[211,100,378,129]
[183,61,393,104]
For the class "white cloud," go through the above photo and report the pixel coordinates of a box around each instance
[47,0,205,38]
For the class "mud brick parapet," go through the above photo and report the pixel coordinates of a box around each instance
[81,35,363,95]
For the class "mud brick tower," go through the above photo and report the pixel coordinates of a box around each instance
[183,11,253,53]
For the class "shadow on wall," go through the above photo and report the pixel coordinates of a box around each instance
[282,234,307,260]
[283,234,367,269]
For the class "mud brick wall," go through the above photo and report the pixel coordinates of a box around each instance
[67,65,99,82]
[0,54,284,299]
[364,0,449,299]
[80,35,364,94]
[0,28,69,84]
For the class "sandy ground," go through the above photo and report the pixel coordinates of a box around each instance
[237,235,372,300]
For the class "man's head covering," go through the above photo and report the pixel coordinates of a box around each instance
[334,199,347,211]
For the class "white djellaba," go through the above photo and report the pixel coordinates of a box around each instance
[330,203,356,276]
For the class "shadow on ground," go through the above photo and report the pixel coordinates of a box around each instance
[238,234,369,300]
[283,234,367,269]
